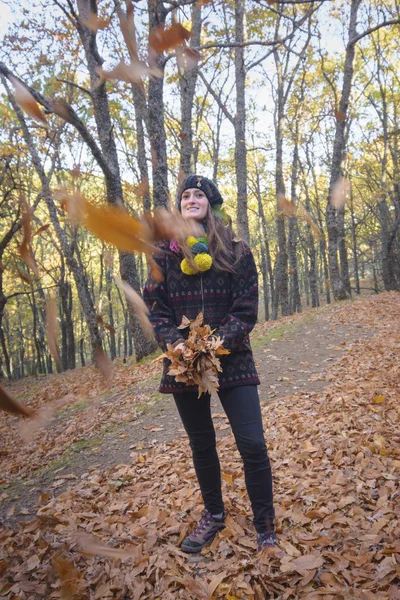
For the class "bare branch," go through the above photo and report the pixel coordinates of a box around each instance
[198,71,235,125]
[0,62,112,180]
[350,18,400,45]
[56,77,92,96]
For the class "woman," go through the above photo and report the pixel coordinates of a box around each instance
[143,175,276,553]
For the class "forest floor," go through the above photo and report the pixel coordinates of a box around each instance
[0,292,399,599]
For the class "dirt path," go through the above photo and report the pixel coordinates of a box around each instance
[0,306,372,526]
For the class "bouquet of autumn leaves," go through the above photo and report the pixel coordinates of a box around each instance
[162,313,230,398]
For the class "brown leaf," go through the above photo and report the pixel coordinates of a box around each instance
[117,0,138,60]
[9,75,47,124]
[114,276,154,338]
[291,553,324,574]
[176,46,202,73]
[52,99,75,124]
[69,165,81,178]
[0,383,33,417]
[32,223,50,237]
[96,59,162,84]
[74,533,136,560]
[207,571,229,598]
[80,11,110,31]
[59,189,154,255]
[331,176,350,209]
[149,23,191,53]
[46,296,61,371]
[148,255,164,282]
[143,207,202,243]
[277,194,297,216]
[104,323,116,334]
[53,555,80,599]
[334,109,346,122]
[94,346,113,382]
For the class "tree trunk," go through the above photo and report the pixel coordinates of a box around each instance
[234,0,249,241]
[337,207,351,296]
[326,0,361,301]
[148,0,169,208]
[255,167,274,318]
[349,184,360,294]
[106,272,117,360]
[179,3,201,177]
[76,0,158,358]
[273,46,290,317]
[288,139,301,313]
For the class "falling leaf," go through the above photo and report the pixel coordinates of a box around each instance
[74,533,136,560]
[46,296,61,371]
[331,176,350,209]
[334,109,346,122]
[53,555,81,599]
[114,276,154,338]
[9,75,47,124]
[149,23,192,53]
[143,207,202,243]
[52,99,75,124]
[96,59,162,84]
[278,194,321,238]
[148,255,164,282]
[32,223,50,237]
[80,11,110,31]
[19,197,39,276]
[298,206,322,239]
[176,46,202,73]
[69,165,81,178]
[278,193,297,216]
[58,189,153,254]
[94,345,113,382]
[0,383,33,417]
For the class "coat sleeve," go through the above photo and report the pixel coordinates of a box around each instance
[217,244,258,351]
[143,250,185,351]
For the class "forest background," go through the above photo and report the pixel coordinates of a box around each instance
[0,0,399,381]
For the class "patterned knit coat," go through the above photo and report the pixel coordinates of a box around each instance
[143,241,260,394]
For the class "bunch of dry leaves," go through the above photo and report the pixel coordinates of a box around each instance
[162,313,230,397]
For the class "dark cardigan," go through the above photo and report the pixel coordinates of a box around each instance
[143,241,260,394]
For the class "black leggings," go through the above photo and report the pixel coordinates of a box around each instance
[173,385,275,534]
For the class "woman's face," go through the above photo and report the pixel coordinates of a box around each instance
[180,188,209,222]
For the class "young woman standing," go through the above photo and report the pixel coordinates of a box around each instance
[143,175,276,553]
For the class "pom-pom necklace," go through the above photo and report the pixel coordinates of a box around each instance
[169,235,213,275]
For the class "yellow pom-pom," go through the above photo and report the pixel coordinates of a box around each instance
[181,258,197,275]
[194,253,213,272]
[186,236,198,248]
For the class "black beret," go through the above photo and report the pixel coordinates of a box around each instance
[177,175,223,210]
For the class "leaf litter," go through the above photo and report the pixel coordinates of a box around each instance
[0,292,399,598]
